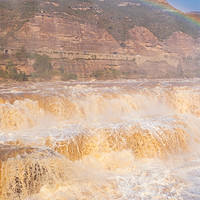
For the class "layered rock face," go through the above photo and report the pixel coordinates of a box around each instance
[10,14,120,54]
[164,32,198,54]
[0,0,200,79]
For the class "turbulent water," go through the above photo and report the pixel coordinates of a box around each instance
[0,79,200,200]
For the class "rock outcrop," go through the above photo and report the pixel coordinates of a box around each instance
[10,14,120,54]
[164,31,197,55]
[0,0,200,79]
[0,145,67,200]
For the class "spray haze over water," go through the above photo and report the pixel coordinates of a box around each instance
[0,80,200,199]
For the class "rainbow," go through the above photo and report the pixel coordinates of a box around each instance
[140,0,200,28]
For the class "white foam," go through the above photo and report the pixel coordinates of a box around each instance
[1,80,200,199]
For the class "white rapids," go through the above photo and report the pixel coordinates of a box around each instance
[0,79,200,200]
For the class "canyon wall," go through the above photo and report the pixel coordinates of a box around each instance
[0,0,200,79]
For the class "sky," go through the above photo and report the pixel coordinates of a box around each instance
[167,0,200,12]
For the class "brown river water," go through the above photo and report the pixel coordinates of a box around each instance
[0,79,200,199]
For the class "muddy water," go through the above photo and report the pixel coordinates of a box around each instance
[0,79,200,199]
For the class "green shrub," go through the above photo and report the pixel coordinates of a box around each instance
[0,68,8,78]
[59,67,65,74]
[6,62,18,80]
[61,73,78,81]
[0,62,28,81]
[15,47,30,61]
[91,68,121,80]
[33,54,53,80]
[18,71,28,81]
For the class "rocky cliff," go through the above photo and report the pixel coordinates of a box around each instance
[187,12,200,23]
[0,0,200,80]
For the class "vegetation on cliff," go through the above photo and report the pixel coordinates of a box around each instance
[32,54,53,80]
[91,68,121,80]
[0,61,28,81]
[0,0,200,80]
[61,73,78,81]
